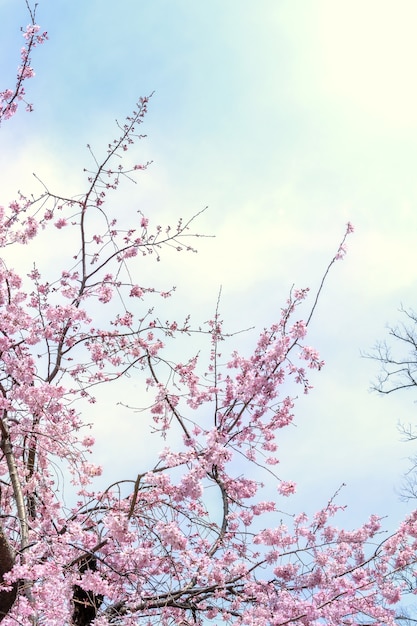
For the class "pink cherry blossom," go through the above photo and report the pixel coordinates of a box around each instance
[0,9,414,626]
[0,12,47,124]
[278,480,297,496]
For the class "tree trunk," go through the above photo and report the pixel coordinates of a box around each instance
[0,525,16,621]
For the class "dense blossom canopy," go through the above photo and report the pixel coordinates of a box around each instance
[0,4,416,626]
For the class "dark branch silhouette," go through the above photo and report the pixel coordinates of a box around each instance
[72,555,103,626]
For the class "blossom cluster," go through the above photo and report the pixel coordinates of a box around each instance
[0,20,47,122]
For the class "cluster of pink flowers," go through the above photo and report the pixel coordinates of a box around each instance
[0,22,47,122]
[278,480,296,496]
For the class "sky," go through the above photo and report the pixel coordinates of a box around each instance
[2,0,417,543]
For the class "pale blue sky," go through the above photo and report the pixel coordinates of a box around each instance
[2,0,417,536]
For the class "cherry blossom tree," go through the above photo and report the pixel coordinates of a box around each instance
[1,3,417,625]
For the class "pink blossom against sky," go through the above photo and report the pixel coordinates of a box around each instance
[1,0,417,539]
